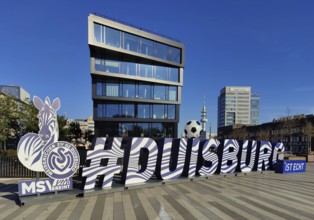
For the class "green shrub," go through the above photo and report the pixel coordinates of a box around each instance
[0,150,17,157]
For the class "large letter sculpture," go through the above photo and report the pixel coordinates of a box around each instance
[82,138,124,190]
[198,139,220,175]
[240,140,257,172]
[158,138,187,180]
[257,141,272,171]
[221,139,240,174]
[125,138,158,185]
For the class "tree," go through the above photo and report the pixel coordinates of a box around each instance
[0,94,19,149]
[69,122,82,141]
[20,101,39,134]
[304,121,312,154]
[57,115,70,142]
[258,128,270,141]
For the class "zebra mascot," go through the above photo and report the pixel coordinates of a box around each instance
[17,96,60,172]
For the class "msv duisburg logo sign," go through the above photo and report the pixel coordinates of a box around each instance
[17,96,79,196]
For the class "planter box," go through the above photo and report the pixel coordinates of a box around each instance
[275,160,306,174]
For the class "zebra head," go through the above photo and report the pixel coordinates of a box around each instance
[33,96,60,143]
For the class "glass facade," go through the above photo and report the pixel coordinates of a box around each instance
[96,80,178,101]
[94,23,181,64]
[97,103,176,120]
[90,15,183,138]
[95,58,179,82]
[97,122,175,138]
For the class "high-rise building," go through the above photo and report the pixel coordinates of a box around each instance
[250,93,260,125]
[218,86,258,128]
[88,14,185,138]
[0,85,30,103]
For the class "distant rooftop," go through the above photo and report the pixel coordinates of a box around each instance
[92,13,181,43]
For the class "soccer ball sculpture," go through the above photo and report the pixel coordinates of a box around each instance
[184,120,202,138]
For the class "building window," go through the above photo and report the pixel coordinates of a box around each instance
[94,23,182,64]
[155,66,168,81]
[138,104,150,119]
[97,104,103,117]
[104,60,120,73]
[121,104,134,118]
[106,82,119,97]
[105,26,121,47]
[169,68,179,82]
[122,62,136,76]
[153,105,165,119]
[137,123,150,137]
[94,23,103,43]
[123,32,138,52]
[138,84,151,99]
[122,83,135,98]
[120,123,135,137]
[151,123,163,137]
[96,82,103,96]
[106,104,119,118]
[168,105,175,119]
[140,38,154,56]
[170,47,181,63]
[139,64,153,78]
[95,59,179,82]
[155,42,169,60]
[168,86,177,101]
[154,85,166,100]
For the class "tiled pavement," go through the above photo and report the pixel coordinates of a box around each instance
[0,164,313,220]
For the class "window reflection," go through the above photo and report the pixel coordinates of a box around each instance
[138,104,150,119]
[155,42,169,60]
[96,82,103,96]
[139,64,153,78]
[97,104,175,120]
[154,85,166,100]
[95,59,179,82]
[105,27,121,47]
[100,122,174,138]
[121,104,134,118]
[106,104,119,117]
[123,62,136,76]
[140,38,154,56]
[169,68,179,82]
[137,123,150,137]
[155,66,167,80]
[122,83,135,98]
[168,86,177,101]
[153,105,165,119]
[94,23,102,43]
[170,47,181,63]
[120,123,135,137]
[106,82,119,96]
[123,33,138,52]
[97,104,103,117]
[151,123,164,137]
[138,84,151,99]
[94,23,181,64]
[105,60,119,73]
[168,105,175,119]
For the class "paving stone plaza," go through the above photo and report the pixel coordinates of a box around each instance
[0,163,313,220]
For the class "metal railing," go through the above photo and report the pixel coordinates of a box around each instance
[0,149,87,178]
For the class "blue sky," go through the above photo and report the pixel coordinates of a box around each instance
[1,0,314,135]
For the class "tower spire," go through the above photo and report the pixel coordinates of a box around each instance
[200,96,208,138]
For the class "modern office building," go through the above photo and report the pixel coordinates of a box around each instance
[88,14,185,138]
[0,85,30,103]
[218,86,259,128]
[250,93,260,125]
